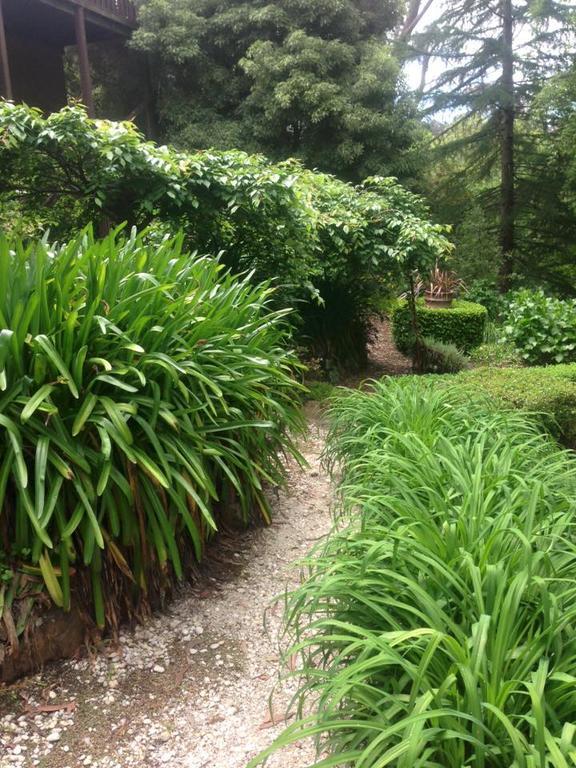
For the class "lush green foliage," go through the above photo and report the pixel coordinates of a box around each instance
[0,103,313,271]
[297,172,452,367]
[423,110,576,295]
[465,279,509,320]
[512,64,576,292]
[468,318,522,368]
[252,379,576,767]
[392,299,487,355]
[468,340,522,369]
[131,0,423,181]
[502,290,576,366]
[0,228,303,629]
[448,364,576,448]
[420,337,468,374]
[409,0,575,285]
[0,103,451,369]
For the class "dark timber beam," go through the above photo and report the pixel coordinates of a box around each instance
[37,0,136,35]
[74,5,94,116]
[0,0,13,100]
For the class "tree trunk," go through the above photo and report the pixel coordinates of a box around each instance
[407,272,424,373]
[398,0,436,42]
[400,0,422,40]
[418,55,430,94]
[499,0,515,291]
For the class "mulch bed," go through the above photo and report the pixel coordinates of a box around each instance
[343,318,412,388]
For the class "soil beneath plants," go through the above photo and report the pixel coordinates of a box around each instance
[0,321,406,768]
[345,317,412,387]
[367,317,413,377]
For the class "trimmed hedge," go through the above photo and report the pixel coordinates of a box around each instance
[392,298,487,355]
[448,364,576,447]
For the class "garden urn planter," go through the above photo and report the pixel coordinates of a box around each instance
[424,291,454,309]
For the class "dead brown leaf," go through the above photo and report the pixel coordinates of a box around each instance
[23,701,77,716]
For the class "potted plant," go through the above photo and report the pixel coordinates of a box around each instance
[423,263,466,308]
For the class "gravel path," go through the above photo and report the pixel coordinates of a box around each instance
[0,410,332,768]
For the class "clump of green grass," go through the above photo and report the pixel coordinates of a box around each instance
[420,336,469,373]
[305,381,337,402]
[252,379,576,767]
[0,227,304,630]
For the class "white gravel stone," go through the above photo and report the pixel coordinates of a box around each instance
[0,414,330,768]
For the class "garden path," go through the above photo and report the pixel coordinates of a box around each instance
[0,406,332,768]
[0,319,407,768]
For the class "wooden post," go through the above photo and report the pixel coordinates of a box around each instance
[74,5,95,116]
[0,0,13,100]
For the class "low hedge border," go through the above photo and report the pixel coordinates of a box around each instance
[443,364,576,447]
[392,299,487,355]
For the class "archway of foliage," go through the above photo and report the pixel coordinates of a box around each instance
[0,103,451,370]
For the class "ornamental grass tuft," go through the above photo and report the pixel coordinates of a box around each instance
[252,379,576,767]
[0,227,304,631]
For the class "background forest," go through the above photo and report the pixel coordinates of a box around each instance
[78,0,576,297]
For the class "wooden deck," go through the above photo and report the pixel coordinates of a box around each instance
[35,0,137,29]
[0,0,138,114]
[82,0,136,25]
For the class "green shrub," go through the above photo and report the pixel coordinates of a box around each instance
[468,340,522,367]
[502,289,576,365]
[253,379,576,767]
[468,321,522,367]
[392,298,487,354]
[464,278,509,319]
[0,228,304,630]
[420,337,469,373]
[448,364,576,447]
[0,103,451,370]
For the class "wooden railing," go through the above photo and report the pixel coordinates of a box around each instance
[80,0,137,25]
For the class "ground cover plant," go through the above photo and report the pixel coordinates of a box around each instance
[0,227,304,639]
[0,103,450,370]
[468,321,522,368]
[252,378,576,767]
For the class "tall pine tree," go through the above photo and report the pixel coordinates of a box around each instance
[407,0,573,287]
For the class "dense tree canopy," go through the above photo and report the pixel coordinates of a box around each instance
[0,103,450,368]
[131,0,423,180]
[516,63,576,290]
[406,0,575,290]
